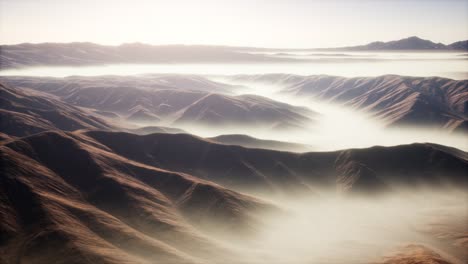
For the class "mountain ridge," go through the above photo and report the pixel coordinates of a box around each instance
[0,130,274,263]
[84,130,468,195]
[316,36,468,51]
[1,37,466,69]
[231,74,468,132]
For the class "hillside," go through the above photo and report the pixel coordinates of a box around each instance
[1,78,315,129]
[0,131,274,264]
[230,74,468,131]
[85,131,468,195]
[0,83,112,136]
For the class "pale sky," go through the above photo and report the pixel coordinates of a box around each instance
[1,0,467,48]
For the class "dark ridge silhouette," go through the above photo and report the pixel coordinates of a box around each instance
[232,74,468,131]
[0,83,112,136]
[0,130,274,264]
[208,134,311,152]
[85,131,468,195]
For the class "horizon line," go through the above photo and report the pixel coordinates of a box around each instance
[1,36,466,50]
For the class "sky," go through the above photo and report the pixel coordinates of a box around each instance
[1,0,467,48]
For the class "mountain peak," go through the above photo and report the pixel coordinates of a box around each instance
[405,36,424,40]
[342,36,448,50]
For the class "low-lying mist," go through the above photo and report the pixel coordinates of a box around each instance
[1,52,466,79]
[167,77,468,152]
[201,189,468,264]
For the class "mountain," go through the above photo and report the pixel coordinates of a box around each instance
[0,42,300,69]
[1,38,466,69]
[447,40,468,51]
[230,74,468,132]
[172,93,314,129]
[1,123,467,263]
[0,83,112,136]
[1,74,236,94]
[84,131,468,196]
[1,78,315,129]
[322,36,468,51]
[3,130,465,263]
[0,130,274,264]
[4,73,467,132]
[377,244,456,264]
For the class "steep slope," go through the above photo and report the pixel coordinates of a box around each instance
[1,77,315,129]
[85,131,468,195]
[174,93,314,129]
[0,131,274,264]
[231,74,468,131]
[0,76,212,121]
[0,83,112,136]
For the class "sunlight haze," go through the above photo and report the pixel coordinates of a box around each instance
[1,0,467,48]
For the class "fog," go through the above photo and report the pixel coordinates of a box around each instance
[2,52,466,153]
[196,189,468,264]
[165,77,468,152]
[1,51,467,79]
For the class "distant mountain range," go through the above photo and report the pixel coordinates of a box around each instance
[320,36,468,51]
[0,42,296,69]
[0,36,466,69]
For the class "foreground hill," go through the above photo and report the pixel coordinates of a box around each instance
[1,129,466,263]
[230,74,468,131]
[0,131,273,264]
[85,131,468,195]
